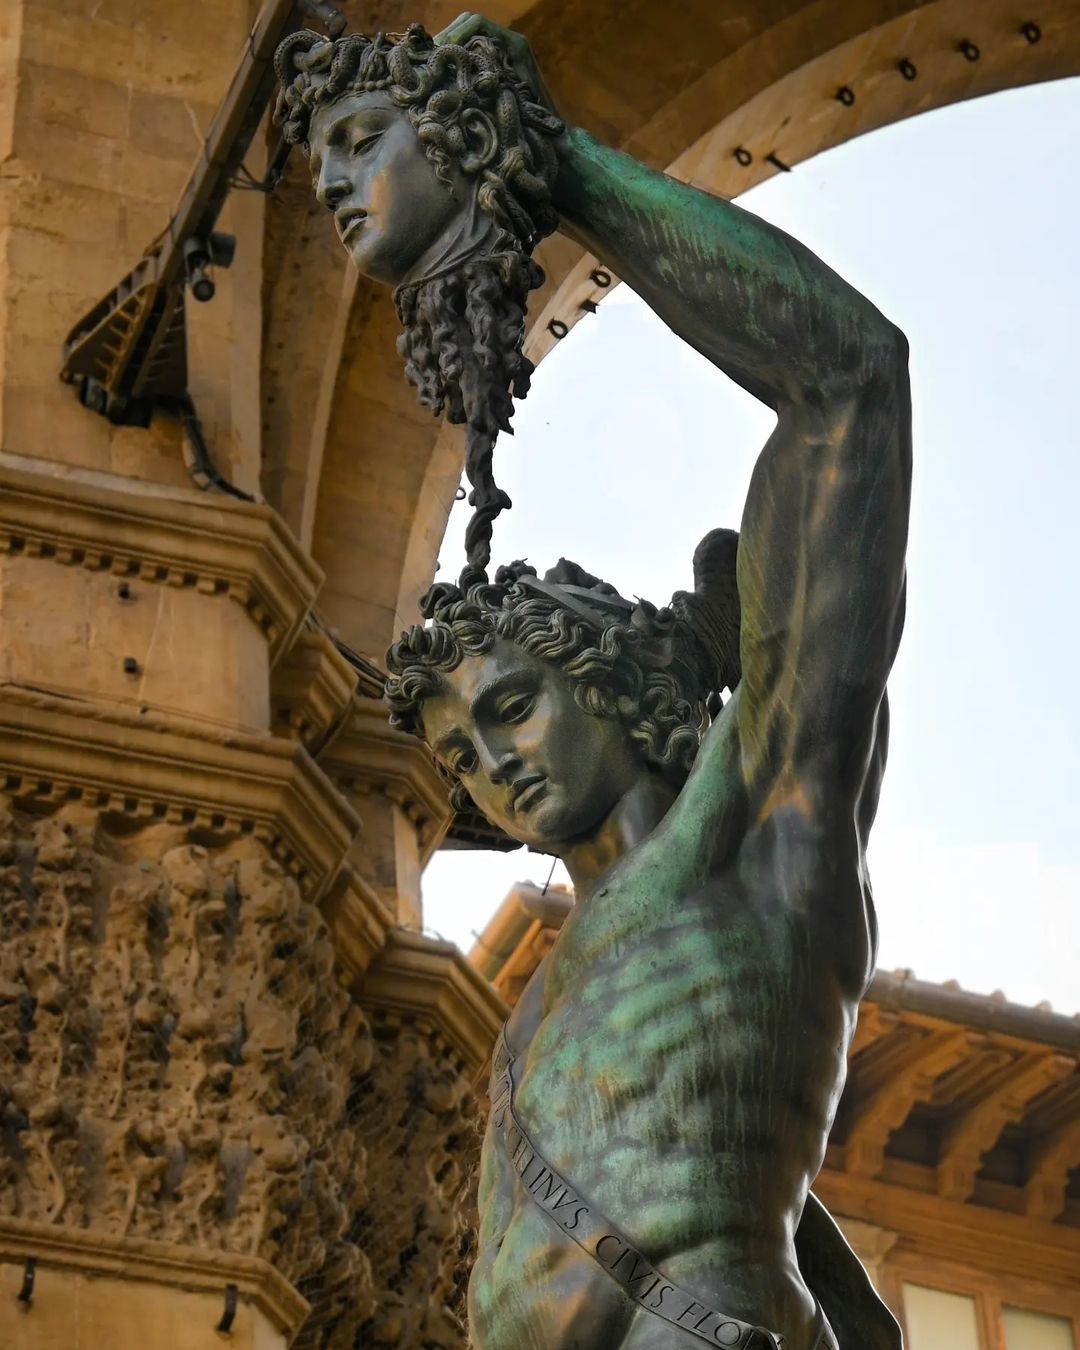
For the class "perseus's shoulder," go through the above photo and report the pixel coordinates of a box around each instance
[506,953,549,1053]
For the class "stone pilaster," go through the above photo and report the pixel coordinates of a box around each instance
[323,698,454,930]
[0,749,379,1346]
[0,3,488,1343]
[0,453,388,1346]
[352,931,508,1349]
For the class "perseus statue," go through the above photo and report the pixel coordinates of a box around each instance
[277,14,910,1350]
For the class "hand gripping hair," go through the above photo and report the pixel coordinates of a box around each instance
[385,531,742,816]
[274,23,565,571]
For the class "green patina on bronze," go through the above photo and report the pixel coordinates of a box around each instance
[278,14,911,1349]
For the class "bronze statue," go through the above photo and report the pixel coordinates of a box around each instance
[277,15,911,1349]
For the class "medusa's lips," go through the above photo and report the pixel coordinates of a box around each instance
[335,207,368,243]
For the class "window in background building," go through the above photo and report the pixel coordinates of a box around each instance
[1002,1307,1075,1350]
[902,1284,981,1350]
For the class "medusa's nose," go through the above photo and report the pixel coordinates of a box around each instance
[315,158,352,212]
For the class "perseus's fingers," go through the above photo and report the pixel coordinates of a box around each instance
[434,12,486,45]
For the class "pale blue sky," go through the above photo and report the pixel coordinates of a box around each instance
[423,78,1080,1014]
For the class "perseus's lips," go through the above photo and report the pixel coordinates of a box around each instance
[511,777,546,814]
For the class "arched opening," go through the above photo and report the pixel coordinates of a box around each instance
[424,73,1080,1015]
[309,0,1080,664]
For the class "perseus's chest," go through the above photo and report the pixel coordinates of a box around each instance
[542,855,768,1020]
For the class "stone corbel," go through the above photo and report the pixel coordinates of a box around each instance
[270,625,359,749]
[358,928,509,1079]
[323,695,453,867]
[320,863,396,987]
[0,459,322,664]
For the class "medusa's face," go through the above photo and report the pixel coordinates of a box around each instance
[308,91,474,285]
[420,640,645,852]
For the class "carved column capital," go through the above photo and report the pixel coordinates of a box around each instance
[0,683,387,1346]
[350,932,507,1349]
[0,791,375,1346]
[270,626,360,748]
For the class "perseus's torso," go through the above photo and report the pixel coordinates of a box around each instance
[469,702,879,1350]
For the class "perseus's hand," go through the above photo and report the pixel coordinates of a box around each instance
[435,11,562,124]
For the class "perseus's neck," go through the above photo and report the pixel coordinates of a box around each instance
[560,775,680,899]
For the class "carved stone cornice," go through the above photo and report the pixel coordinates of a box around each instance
[0,460,322,663]
[319,863,395,986]
[271,626,358,747]
[0,1218,310,1340]
[0,686,359,903]
[358,929,509,1077]
[323,696,452,864]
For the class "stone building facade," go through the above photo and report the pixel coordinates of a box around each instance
[0,0,1078,1345]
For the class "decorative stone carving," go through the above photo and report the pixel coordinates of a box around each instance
[0,794,375,1346]
[270,626,360,749]
[349,932,508,1348]
[352,1015,480,1349]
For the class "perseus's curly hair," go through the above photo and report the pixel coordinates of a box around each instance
[385,532,742,818]
[274,23,564,571]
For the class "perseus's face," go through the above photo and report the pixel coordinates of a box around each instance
[420,640,645,853]
[308,90,466,284]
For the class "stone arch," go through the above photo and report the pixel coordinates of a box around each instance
[274,0,1080,660]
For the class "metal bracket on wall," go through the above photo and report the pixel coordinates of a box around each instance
[17,1257,36,1308]
[216,1282,239,1334]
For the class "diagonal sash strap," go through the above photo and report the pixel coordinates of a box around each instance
[490,1026,791,1350]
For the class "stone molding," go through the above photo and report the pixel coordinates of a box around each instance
[323,696,453,866]
[319,863,395,986]
[0,687,359,903]
[0,462,322,663]
[358,929,509,1078]
[0,1218,310,1340]
[271,626,358,748]
[816,1170,1080,1288]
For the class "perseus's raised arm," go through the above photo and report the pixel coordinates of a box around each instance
[553,128,911,816]
[432,12,910,817]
